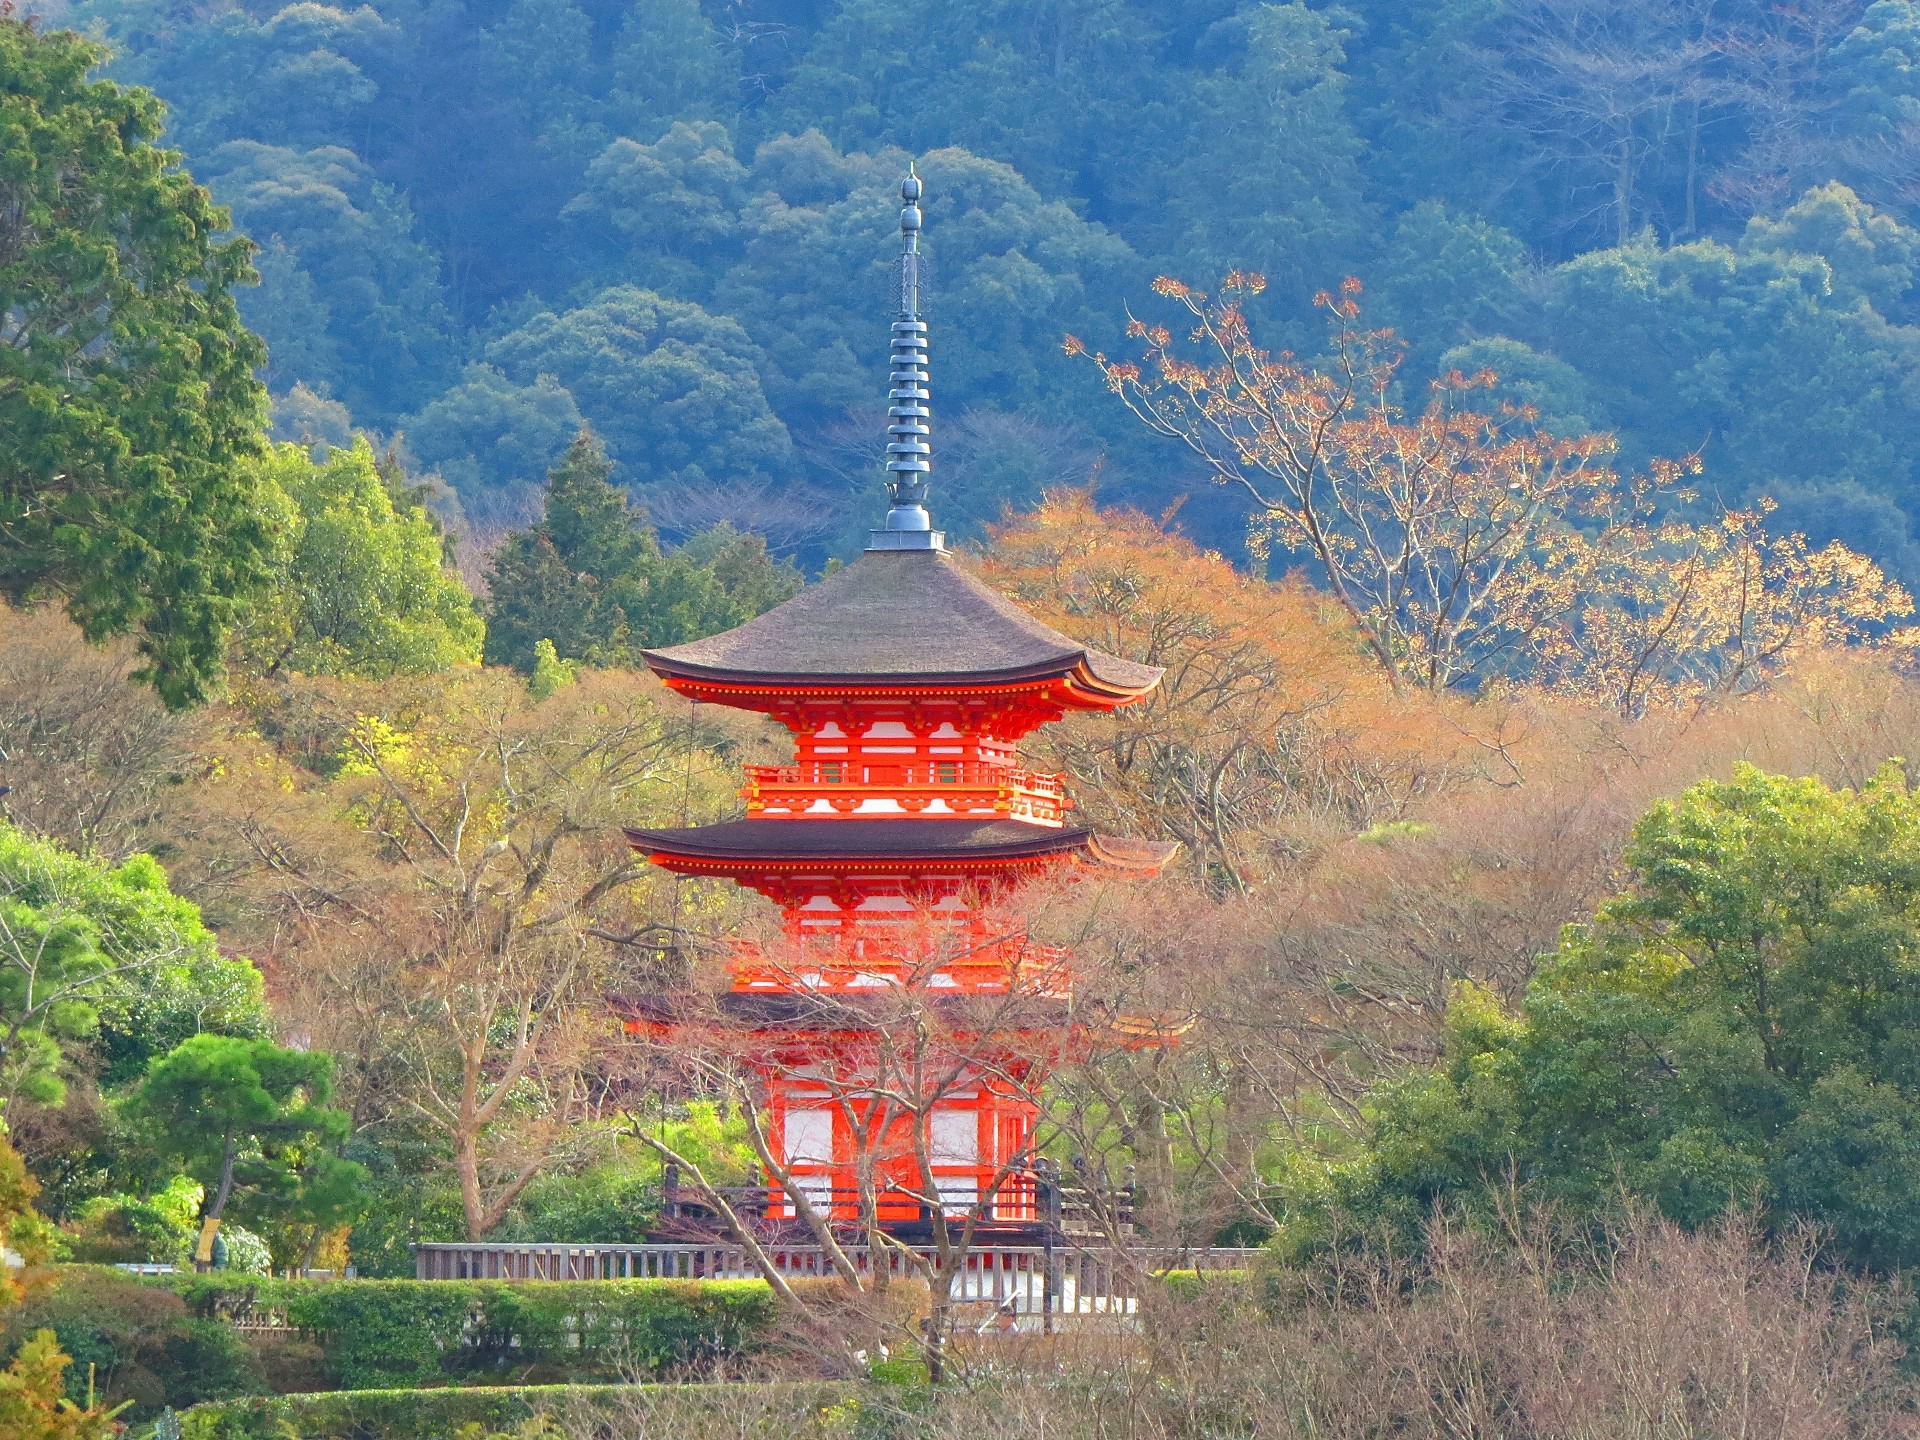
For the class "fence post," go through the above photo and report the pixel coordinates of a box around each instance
[1040,1159,1062,1334]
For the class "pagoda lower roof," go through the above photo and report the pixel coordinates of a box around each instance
[642,549,1162,698]
[613,989,1076,1030]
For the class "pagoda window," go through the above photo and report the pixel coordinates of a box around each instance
[935,762,959,784]
[934,1177,978,1216]
[930,1110,978,1165]
[791,1176,834,1216]
[819,762,843,783]
[784,1109,833,1165]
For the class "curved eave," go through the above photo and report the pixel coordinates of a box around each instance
[612,991,1076,1030]
[624,823,1094,874]
[625,823,1180,879]
[1085,835,1182,874]
[644,655,1159,712]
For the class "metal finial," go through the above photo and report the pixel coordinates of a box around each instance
[869,162,943,552]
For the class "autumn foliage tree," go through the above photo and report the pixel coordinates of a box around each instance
[1073,276,1912,709]
[181,668,752,1239]
[977,493,1464,892]
[965,488,1920,1257]
[0,1139,115,1438]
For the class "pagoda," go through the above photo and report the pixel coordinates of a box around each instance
[622,170,1173,1235]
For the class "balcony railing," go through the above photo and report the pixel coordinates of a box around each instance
[723,934,1075,996]
[742,762,1070,824]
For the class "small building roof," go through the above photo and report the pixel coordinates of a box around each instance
[643,549,1162,697]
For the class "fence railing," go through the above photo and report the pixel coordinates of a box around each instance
[408,1239,1261,1326]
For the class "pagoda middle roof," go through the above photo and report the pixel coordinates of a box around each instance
[627,818,1180,871]
[643,548,1163,693]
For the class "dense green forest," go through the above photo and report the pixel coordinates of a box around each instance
[43,0,1920,575]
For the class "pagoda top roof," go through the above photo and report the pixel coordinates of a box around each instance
[627,817,1178,871]
[642,549,1162,698]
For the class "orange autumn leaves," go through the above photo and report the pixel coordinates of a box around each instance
[979,494,1465,893]
[1070,276,1912,713]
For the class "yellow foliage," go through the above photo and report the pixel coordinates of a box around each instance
[979,492,1471,889]
[0,1139,117,1438]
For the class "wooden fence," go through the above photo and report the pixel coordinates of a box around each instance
[409,1241,1260,1328]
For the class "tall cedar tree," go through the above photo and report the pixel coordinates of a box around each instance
[0,21,273,709]
[483,433,797,672]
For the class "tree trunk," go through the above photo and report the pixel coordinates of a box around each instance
[1616,135,1635,246]
[194,1143,237,1271]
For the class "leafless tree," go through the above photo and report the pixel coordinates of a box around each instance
[0,605,204,861]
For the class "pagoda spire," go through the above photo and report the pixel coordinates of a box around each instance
[870,163,943,552]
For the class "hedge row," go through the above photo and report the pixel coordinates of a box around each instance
[181,1380,862,1440]
[163,1276,781,1389]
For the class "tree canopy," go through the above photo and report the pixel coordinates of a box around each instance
[236,439,483,680]
[0,820,266,1108]
[0,20,274,708]
[1323,764,1920,1271]
[54,0,1920,583]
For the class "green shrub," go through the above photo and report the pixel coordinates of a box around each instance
[1155,1268,1253,1303]
[181,1380,860,1440]
[62,1177,202,1266]
[3,1265,264,1419]
[165,1274,780,1388]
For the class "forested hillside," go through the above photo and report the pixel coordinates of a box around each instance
[46,0,1920,574]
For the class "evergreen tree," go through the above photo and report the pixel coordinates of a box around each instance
[0,21,275,710]
[1310,764,1920,1272]
[127,1035,362,1269]
[483,435,801,673]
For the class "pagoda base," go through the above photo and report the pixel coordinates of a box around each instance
[654,1172,1135,1248]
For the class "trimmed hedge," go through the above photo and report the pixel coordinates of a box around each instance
[4,1266,264,1420]
[164,1276,780,1389]
[180,1380,861,1440]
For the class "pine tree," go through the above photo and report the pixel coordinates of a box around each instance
[483,432,799,673]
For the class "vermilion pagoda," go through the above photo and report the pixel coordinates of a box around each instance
[621,171,1173,1235]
